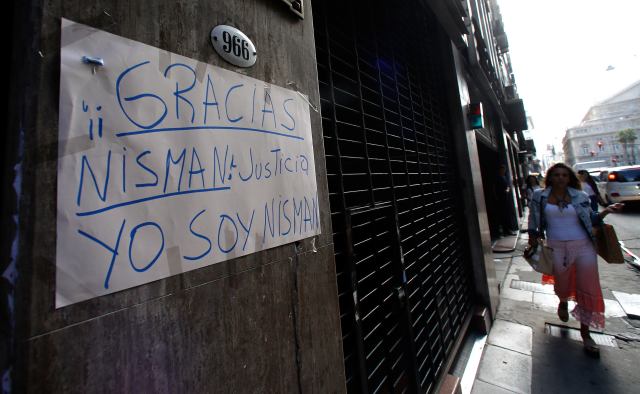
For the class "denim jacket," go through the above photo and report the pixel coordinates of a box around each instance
[527,187,603,241]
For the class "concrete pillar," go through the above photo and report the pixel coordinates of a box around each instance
[8,1,345,391]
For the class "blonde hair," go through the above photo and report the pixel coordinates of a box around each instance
[545,163,581,190]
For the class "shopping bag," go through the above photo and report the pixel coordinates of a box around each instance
[594,224,624,264]
[523,239,554,275]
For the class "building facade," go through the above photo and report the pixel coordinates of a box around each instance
[564,80,640,168]
[461,0,531,237]
[3,0,528,392]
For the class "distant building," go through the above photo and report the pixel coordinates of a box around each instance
[563,80,640,168]
[541,142,564,172]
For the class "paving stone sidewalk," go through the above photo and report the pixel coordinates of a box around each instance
[470,228,640,393]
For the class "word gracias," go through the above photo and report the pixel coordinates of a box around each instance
[116,61,299,134]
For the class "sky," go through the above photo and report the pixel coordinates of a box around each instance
[498,0,640,156]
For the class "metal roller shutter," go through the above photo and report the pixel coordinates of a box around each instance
[313,1,474,392]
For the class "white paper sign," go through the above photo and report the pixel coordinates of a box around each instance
[56,19,320,308]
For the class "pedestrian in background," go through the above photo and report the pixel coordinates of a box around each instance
[524,174,541,207]
[577,169,604,211]
[527,163,623,356]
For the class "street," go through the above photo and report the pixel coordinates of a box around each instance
[597,203,640,345]
[605,203,640,266]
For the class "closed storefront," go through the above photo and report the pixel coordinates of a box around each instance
[313,1,474,391]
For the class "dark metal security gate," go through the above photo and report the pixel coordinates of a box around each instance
[313,0,474,392]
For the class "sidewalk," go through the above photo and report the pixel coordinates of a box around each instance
[469,216,640,394]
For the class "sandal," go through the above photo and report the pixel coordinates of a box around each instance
[582,336,600,358]
[557,302,569,322]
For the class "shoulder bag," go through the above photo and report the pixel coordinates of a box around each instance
[524,239,554,275]
[523,197,554,275]
[594,224,624,264]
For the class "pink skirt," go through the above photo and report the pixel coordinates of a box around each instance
[544,238,605,329]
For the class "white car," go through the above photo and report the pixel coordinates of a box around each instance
[605,165,640,204]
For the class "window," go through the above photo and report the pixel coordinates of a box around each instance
[582,145,589,155]
[615,169,640,182]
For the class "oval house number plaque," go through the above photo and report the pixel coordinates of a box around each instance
[210,25,257,68]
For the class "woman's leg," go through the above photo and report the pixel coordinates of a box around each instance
[547,240,574,321]
[580,324,591,338]
[558,300,568,321]
[580,323,599,356]
[571,239,604,330]
[568,239,604,356]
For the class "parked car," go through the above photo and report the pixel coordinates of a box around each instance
[604,165,640,204]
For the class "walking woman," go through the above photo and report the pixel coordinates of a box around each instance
[577,169,604,211]
[528,163,623,356]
